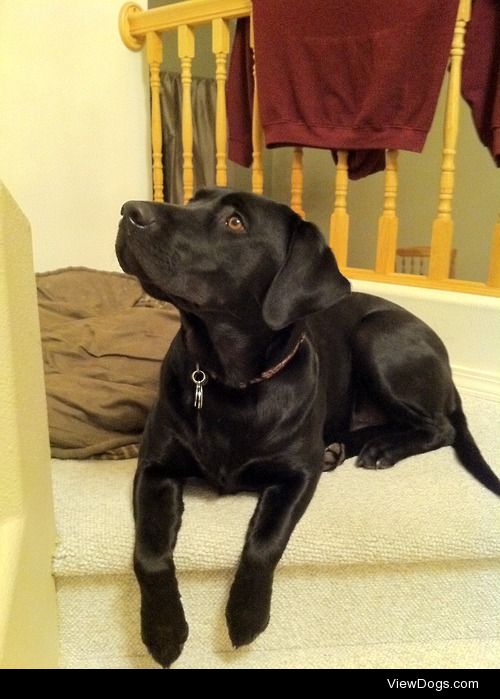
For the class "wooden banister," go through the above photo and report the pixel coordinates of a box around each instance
[119,0,499,298]
[120,0,251,42]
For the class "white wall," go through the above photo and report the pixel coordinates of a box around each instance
[0,0,151,272]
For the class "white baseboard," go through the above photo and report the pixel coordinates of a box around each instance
[452,366,500,403]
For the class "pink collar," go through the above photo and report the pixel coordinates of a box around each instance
[244,333,306,387]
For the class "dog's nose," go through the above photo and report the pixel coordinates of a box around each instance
[121,201,156,229]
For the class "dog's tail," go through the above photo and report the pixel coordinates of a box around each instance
[450,389,500,496]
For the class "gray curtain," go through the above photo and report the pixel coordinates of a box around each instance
[160,72,216,203]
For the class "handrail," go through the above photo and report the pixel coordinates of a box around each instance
[120,0,251,49]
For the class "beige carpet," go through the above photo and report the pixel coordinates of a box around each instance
[52,393,500,668]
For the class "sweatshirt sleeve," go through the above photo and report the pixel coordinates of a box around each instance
[462,0,500,166]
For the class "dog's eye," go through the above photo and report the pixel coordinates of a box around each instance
[225,214,246,233]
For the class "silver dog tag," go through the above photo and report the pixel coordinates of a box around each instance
[191,364,208,410]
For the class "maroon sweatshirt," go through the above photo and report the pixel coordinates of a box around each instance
[227,0,459,179]
[462,0,500,167]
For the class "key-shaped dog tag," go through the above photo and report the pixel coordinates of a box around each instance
[191,364,208,410]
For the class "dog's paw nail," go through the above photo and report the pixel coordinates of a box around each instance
[356,451,394,470]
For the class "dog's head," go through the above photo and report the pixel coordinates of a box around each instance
[116,188,350,330]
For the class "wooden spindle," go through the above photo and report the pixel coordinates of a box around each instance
[250,17,263,194]
[290,147,305,218]
[329,150,349,268]
[178,24,195,202]
[428,0,470,280]
[146,32,164,202]
[375,150,399,274]
[212,18,230,187]
[487,215,500,288]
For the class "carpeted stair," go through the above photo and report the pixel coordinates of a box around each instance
[51,393,500,669]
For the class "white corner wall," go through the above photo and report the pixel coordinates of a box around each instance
[0,0,151,272]
[1,181,58,668]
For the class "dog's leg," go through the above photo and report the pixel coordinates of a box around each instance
[133,444,196,668]
[352,421,455,469]
[347,308,457,469]
[226,467,321,647]
[333,413,456,469]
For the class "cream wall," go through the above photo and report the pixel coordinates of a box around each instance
[0,0,151,272]
[1,183,59,668]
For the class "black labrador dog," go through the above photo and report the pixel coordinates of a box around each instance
[116,187,499,668]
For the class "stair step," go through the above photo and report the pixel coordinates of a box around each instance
[51,393,500,668]
[52,394,500,578]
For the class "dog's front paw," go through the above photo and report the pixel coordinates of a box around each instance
[226,571,272,648]
[141,601,188,668]
[226,595,270,648]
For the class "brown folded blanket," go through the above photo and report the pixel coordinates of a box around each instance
[37,267,180,459]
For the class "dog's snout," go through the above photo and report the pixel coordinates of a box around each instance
[121,201,157,229]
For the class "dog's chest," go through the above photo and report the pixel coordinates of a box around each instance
[192,408,265,492]
[188,381,318,493]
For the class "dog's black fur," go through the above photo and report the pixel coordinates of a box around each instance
[116,188,499,668]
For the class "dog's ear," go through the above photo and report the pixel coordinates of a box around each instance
[262,219,351,330]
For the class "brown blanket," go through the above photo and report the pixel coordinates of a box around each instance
[37,268,179,459]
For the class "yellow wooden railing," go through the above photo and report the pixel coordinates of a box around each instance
[119,0,500,297]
